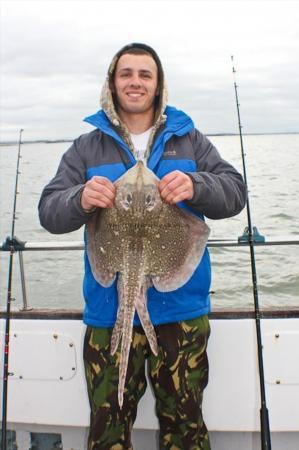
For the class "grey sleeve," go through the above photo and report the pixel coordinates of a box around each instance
[185,129,247,219]
[38,139,95,234]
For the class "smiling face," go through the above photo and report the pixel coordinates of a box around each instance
[112,53,159,124]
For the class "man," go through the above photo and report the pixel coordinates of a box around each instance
[39,43,246,450]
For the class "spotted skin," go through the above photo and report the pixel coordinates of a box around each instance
[86,161,210,408]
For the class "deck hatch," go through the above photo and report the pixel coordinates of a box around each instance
[264,330,299,385]
[0,331,77,381]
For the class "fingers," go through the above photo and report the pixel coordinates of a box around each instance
[81,171,194,211]
[81,176,116,210]
[158,171,194,204]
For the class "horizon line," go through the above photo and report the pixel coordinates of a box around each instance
[1,131,299,145]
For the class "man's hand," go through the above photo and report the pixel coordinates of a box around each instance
[158,170,194,204]
[81,176,116,211]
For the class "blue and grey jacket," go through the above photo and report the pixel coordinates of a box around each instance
[39,55,246,327]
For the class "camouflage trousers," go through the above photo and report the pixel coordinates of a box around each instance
[83,315,211,450]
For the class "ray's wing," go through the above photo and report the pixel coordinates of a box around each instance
[146,204,210,292]
[86,208,123,286]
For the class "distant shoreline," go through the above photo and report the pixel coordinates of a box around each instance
[1,132,299,146]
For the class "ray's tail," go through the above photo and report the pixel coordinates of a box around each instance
[114,247,144,409]
[110,276,125,356]
[111,246,159,408]
[117,303,136,409]
[135,280,158,356]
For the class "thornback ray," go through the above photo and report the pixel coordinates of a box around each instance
[86,160,210,408]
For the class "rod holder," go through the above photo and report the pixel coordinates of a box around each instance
[238,226,265,244]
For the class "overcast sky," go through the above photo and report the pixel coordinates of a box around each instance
[1,0,299,141]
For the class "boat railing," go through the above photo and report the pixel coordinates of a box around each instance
[1,233,299,313]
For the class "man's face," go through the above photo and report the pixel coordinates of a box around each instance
[112,53,159,116]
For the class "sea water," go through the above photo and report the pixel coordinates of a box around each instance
[0,134,298,311]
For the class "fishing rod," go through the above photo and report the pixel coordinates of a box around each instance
[1,129,23,450]
[231,56,271,450]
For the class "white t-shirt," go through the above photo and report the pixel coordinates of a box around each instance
[130,128,152,162]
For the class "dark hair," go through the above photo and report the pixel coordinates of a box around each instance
[110,43,163,82]
[116,46,154,59]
